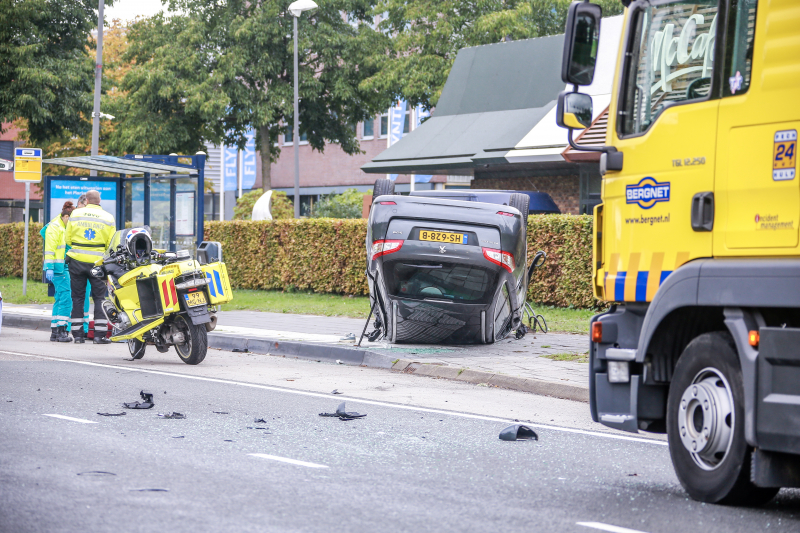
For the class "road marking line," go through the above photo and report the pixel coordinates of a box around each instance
[1,349,666,447]
[43,414,98,424]
[248,453,329,469]
[577,522,649,533]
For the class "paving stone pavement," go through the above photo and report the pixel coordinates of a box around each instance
[4,305,591,388]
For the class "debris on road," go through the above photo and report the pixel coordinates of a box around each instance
[232,348,249,353]
[77,471,116,476]
[123,391,154,409]
[213,411,229,414]
[336,360,343,364]
[130,488,169,492]
[319,402,367,421]
[171,436,185,439]
[331,389,343,395]
[158,412,186,419]
[499,424,538,441]
[97,412,126,417]
[340,333,356,341]
[253,418,268,423]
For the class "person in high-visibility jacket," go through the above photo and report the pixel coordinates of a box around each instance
[42,201,76,342]
[65,190,116,344]
[75,194,91,334]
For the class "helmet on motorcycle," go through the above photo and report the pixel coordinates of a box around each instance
[125,227,152,260]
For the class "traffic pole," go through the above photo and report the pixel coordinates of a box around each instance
[22,183,30,296]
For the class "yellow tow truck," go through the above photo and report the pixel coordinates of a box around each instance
[557,0,799,505]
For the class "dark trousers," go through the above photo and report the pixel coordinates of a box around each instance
[69,260,108,337]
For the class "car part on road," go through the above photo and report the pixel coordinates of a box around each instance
[77,471,116,476]
[130,488,169,492]
[158,412,186,419]
[666,332,779,505]
[340,333,356,341]
[97,412,126,417]
[123,390,154,409]
[319,402,367,420]
[254,418,268,423]
[499,424,539,441]
[331,389,343,395]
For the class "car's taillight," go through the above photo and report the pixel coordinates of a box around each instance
[371,239,403,259]
[497,211,514,217]
[379,201,396,205]
[482,247,515,273]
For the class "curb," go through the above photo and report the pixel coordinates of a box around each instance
[4,312,588,403]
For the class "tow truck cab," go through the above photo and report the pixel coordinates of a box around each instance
[558,0,800,504]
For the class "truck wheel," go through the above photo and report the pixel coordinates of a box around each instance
[173,315,208,365]
[509,193,529,229]
[374,178,395,198]
[666,332,778,505]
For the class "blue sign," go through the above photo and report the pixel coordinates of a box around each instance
[49,179,117,222]
[223,145,238,192]
[242,130,257,190]
[15,148,42,157]
[626,177,670,209]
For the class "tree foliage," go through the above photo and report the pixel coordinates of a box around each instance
[363,0,624,110]
[234,189,294,220]
[112,0,394,189]
[0,0,110,144]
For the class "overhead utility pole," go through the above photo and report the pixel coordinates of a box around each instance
[90,0,104,177]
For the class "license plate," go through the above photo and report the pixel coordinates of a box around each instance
[419,230,466,244]
[183,291,207,307]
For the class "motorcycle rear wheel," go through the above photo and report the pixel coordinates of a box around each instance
[173,314,208,365]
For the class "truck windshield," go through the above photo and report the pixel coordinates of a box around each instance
[619,1,719,136]
[385,262,497,303]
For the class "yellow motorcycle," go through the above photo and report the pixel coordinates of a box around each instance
[92,228,232,364]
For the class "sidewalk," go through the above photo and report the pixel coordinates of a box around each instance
[2,304,591,402]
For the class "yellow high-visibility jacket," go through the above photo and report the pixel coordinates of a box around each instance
[65,204,116,263]
[43,216,68,274]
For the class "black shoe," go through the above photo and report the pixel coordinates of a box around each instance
[50,327,59,342]
[56,326,72,343]
[93,336,112,345]
[74,336,85,344]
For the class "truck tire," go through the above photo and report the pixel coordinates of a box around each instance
[510,193,529,229]
[173,314,208,365]
[666,332,779,505]
[374,178,395,198]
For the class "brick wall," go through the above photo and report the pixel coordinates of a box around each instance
[472,174,580,215]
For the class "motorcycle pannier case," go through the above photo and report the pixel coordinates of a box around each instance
[201,262,233,305]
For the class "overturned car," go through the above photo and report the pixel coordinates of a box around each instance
[365,179,547,344]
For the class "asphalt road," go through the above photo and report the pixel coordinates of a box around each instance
[1,336,799,532]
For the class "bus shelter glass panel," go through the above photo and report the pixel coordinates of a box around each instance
[150,178,171,251]
[126,179,145,227]
[175,176,197,255]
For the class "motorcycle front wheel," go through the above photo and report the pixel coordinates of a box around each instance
[128,338,146,360]
[173,314,208,365]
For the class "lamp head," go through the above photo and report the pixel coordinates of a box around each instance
[288,0,317,17]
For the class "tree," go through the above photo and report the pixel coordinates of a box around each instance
[112,0,394,190]
[233,189,294,220]
[363,0,624,110]
[312,188,365,219]
[0,0,110,145]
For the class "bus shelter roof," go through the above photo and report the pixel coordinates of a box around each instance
[43,155,194,176]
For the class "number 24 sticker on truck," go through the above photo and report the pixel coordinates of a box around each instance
[773,130,797,181]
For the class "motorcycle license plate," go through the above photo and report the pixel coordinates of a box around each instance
[183,291,207,307]
[419,230,466,244]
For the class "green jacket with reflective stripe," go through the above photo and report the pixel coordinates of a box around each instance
[42,216,68,273]
[65,204,116,263]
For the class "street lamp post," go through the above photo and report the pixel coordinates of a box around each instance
[288,0,317,219]
[90,0,105,177]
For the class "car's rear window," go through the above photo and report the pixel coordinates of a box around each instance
[385,261,497,303]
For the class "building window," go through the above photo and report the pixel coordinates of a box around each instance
[0,140,14,162]
[363,118,374,139]
[284,129,307,144]
[380,111,389,137]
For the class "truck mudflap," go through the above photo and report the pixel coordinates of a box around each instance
[756,327,800,455]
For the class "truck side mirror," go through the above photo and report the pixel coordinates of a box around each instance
[556,91,593,129]
[561,1,602,86]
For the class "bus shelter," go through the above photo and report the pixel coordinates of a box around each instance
[42,154,207,253]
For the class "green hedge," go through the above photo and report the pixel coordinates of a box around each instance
[0,215,598,307]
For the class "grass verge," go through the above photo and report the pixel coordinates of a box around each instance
[543,352,590,363]
[0,277,602,331]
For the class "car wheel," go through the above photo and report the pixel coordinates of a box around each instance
[374,178,395,198]
[510,193,529,229]
[666,332,779,505]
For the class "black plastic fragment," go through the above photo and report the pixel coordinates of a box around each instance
[319,402,366,421]
[232,348,249,353]
[97,412,126,417]
[158,412,186,419]
[331,389,343,395]
[499,424,538,441]
[253,418,267,423]
[213,411,229,414]
[130,488,169,492]
[77,471,116,476]
[123,391,154,409]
